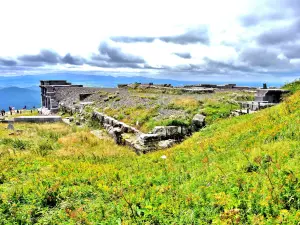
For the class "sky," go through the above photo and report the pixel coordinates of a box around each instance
[0,0,300,83]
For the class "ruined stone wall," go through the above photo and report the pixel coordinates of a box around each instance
[60,102,205,154]
[55,87,102,106]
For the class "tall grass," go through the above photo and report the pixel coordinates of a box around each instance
[0,84,299,223]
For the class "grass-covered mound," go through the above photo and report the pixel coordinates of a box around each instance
[0,88,299,224]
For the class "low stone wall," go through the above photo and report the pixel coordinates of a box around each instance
[92,110,205,153]
[60,102,206,154]
[14,116,62,123]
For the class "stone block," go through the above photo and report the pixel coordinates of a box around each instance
[158,139,176,149]
[152,126,167,137]
[192,114,206,130]
[138,134,160,146]
[166,126,179,137]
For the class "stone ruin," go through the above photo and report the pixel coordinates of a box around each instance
[118,82,215,94]
[40,79,206,153]
[61,102,206,154]
[183,83,257,90]
[255,88,289,103]
[231,86,290,116]
[40,80,103,113]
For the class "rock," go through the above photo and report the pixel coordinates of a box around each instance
[192,114,206,131]
[166,126,179,137]
[107,126,123,144]
[152,126,183,139]
[152,126,167,137]
[158,139,176,149]
[138,134,160,146]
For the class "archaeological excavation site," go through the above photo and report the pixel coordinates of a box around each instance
[37,80,289,154]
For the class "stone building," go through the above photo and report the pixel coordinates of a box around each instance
[255,89,289,103]
[40,80,83,113]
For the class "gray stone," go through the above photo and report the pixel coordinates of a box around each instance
[7,121,14,130]
[14,116,62,123]
[158,139,176,149]
[192,114,206,130]
[138,134,160,145]
[108,127,123,144]
[152,126,167,137]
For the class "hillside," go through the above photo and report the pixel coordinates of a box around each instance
[0,87,40,110]
[0,84,299,223]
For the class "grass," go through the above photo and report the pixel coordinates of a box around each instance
[282,79,300,94]
[0,83,299,224]
[101,92,251,133]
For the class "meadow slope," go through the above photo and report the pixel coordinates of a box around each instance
[0,87,299,224]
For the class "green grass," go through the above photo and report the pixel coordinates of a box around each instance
[0,84,299,224]
[282,79,300,94]
[101,92,249,132]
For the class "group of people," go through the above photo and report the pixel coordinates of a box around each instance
[0,105,36,117]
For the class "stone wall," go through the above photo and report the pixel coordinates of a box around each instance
[55,87,102,106]
[60,102,206,154]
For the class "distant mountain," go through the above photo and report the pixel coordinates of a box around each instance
[0,73,275,89]
[0,87,40,110]
[0,73,201,88]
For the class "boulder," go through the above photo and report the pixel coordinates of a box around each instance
[192,114,206,131]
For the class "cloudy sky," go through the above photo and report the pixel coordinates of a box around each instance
[0,0,300,82]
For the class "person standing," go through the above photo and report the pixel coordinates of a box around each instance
[1,109,5,116]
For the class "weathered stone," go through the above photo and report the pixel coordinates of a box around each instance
[152,126,186,139]
[192,114,206,130]
[107,127,123,144]
[158,139,176,149]
[138,134,160,146]
[152,126,167,137]
[166,126,179,137]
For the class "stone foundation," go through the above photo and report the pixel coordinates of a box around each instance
[14,116,62,123]
[61,102,206,154]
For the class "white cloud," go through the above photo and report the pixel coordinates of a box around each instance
[0,0,299,81]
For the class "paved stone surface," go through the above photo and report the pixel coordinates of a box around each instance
[14,116,62,123]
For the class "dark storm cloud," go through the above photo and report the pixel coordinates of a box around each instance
[98,42,145,63]
[0,58,17,66]
[281,44,300,59]
[204,58,254,72]
[15,51,87,67]
[18,50,61,64]
[61,53,85,65]
[257,19,300,45]
[110,27,209,45]
[85,42,145,69]
[239,47,290,68]
[173,52,192,59]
